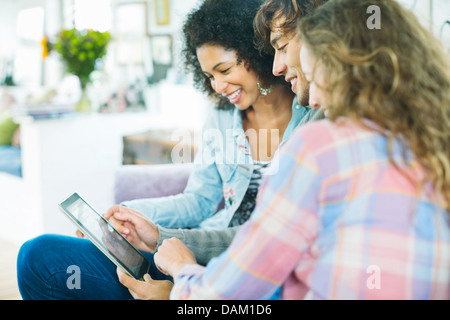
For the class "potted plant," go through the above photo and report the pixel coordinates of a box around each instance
[43,28,111,112]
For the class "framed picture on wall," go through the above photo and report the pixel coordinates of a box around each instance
[115,2,148,36]
[114,2,149,65]
[150,34,173,66]
[155,0,170,25]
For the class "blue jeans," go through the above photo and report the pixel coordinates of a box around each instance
[17,234,171,300]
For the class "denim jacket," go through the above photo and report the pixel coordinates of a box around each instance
[122,98,310,229]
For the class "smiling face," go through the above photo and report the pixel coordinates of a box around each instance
[270,18,309,106]
[196,44,262,110]
[299,45,328,110]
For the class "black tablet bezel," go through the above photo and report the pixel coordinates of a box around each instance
[59,192,151,280]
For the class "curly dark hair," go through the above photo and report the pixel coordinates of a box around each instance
[182,0,287,110]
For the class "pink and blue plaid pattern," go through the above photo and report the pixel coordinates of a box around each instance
[171,118,450,300]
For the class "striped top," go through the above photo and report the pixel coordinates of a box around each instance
[228,160,271,227]
[170,118,450,300]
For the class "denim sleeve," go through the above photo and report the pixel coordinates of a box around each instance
[121,109,225,228]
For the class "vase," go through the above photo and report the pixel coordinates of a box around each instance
[76,87,92,113]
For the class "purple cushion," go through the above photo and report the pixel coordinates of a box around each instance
[114,163,193,204]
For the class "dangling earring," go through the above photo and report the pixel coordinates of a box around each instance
[257,81,273,96]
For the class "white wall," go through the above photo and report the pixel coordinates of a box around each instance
[1,0,447,89]
[149,0,203,74]
[0,0,46,57]
[109,0,202,71]
[0,0,202,87]
[431,0,450,52]
[398,0,450,50]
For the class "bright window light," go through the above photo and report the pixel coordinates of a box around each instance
[74,0,111,32]
[16,7,44,41]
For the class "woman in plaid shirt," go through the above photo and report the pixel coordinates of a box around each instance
[122,0,450,299]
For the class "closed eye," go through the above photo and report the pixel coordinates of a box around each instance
[220,67,232,74]
[277,44,288,53]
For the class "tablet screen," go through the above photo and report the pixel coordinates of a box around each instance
[62,194,148,278]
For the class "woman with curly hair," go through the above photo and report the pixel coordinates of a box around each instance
[152,0,450,299]
[119,0,304,230]
[17,0,318,300]
[113,0,312,231]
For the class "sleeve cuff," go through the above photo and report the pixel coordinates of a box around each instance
[177,264,206,277]
[155,226,186,251]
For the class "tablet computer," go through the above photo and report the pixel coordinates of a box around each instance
[59,192,151,280]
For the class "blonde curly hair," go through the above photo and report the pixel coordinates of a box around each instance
[298,0,450,210]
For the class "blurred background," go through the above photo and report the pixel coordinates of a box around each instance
[0,0,210,247]
[0,0,448,300]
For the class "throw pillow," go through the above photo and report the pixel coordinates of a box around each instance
[0,112,20,145]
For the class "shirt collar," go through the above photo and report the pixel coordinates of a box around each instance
[231,96,310,139]
[282,97,310,142]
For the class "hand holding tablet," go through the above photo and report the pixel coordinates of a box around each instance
[59,192,151,280]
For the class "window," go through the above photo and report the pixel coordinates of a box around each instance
[63,0,112,32]
[14,7,44,86]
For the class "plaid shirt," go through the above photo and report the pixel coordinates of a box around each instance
[171,118,450,300]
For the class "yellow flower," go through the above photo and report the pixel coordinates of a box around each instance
[41,36,49,58]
